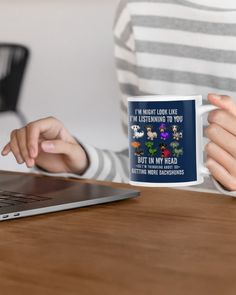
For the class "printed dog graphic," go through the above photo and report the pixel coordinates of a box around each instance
[145,141,158,156]
[170,142,183,157]
[171,125,183,141]
[159,124,169,140]
[131,125,144,139]
[159,143,171,158]
[131,141,144,156]
[145,126,157,141]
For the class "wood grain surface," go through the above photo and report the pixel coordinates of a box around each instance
[0,179,236,295]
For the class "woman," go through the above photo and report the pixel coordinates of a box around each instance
[2,0,236,195]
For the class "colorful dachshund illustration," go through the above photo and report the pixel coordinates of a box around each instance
[159,124,169,140]
[159,143,171,158]
[145,126,157,141]
[145,141,158,156]
[131,125,144,139]
[131,141,144,156]
[170,142,183,157]
[171,125,183,141]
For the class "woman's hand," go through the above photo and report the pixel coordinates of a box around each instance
[1,117,89,174]
[205,93,236,191]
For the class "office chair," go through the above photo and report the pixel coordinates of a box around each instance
[0,44,30,126]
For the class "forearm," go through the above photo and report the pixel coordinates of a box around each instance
[79,142,129,183]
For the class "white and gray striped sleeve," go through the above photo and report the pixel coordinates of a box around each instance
[112,0,236,195]
[78,141,130,183]
[78,0,236,195]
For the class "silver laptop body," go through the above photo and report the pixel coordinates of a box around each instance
[0,170,139,221]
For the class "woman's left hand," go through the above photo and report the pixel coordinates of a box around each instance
[205,93,236,191]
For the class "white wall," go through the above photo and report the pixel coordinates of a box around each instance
[0,0,126,159]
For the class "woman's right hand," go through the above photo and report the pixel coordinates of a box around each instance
[1,117,89,174]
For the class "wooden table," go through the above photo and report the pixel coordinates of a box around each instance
[0,179,236,295]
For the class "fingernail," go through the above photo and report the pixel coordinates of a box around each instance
[1,148,8,156]
[211,94,221,100]
[42,141,54,152]
[26,158,34,168]
[206,158,213,167]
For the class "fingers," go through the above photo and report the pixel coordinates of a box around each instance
[25,117,62,158]
[40,139,88,174]
[9,130,24,164]
[1,143,11,156]
[1,117,63,167]
[206,157,236,191]
[206,94,236,191]
[208,93,236,117]
[26,122,40,158]
[205,141,236,177]
[2,129,35,167]
[208,108,236,137]
[15,128,35,167]
[41,140,70,154]
[1,126,37,168]
[205,123,236,159]
[2,131,24,164]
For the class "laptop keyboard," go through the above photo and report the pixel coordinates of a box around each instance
[0,190,51,207]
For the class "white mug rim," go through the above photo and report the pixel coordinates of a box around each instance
[128,95,202,102]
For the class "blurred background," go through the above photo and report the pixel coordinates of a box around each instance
[0,0,127,172]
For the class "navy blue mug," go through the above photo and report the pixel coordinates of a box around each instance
[128,95,217,187]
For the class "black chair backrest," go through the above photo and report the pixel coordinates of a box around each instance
[0,44,30,125]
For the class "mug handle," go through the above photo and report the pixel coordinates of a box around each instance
[197,104,218,176]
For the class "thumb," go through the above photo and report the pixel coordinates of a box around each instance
[208,93,236,117]
[40,139,88,174]
[41,140,72,155]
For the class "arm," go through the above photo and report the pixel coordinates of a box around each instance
[205,93,236,195]
[1,117,89,175]
[3,1,235,193]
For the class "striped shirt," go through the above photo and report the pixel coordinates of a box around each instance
[81,0,236,195]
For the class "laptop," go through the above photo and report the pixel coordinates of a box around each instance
[0,170,139,221]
